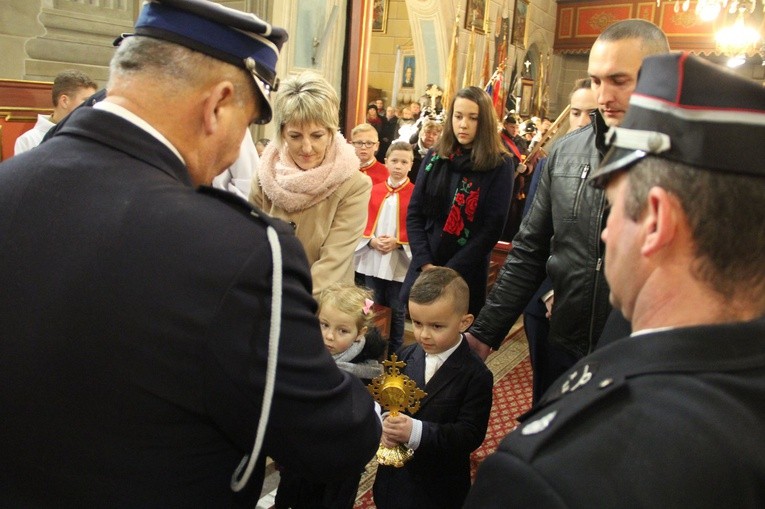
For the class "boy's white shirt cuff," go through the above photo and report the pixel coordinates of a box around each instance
[407,418,423,450]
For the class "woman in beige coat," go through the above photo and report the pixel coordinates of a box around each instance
[250,72,371,297]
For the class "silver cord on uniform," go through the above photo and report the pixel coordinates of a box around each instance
[231,224,283,492]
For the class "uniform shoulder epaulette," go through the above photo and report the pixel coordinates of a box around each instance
[506,362,626,461]
[197,185,292,233]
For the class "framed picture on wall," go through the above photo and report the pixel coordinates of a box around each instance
[520,78,534,117]
[465,0,486,34]
[373,0,389,32]
[401,55,416,88]
[511,0,530,48]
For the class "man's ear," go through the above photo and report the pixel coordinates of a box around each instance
[201,81,235,135]
[641,186,680,257]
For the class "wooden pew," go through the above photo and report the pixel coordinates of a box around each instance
[371,303,392,340]
[0,79,53,161]
[488,241,512,294]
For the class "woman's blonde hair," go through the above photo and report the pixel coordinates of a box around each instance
[273,71,339,144]
[318,283,376,333]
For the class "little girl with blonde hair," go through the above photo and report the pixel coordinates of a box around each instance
[318,283,386,383]
[275,283,385,509]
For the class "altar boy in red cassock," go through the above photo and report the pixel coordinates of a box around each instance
[351,123,389,185]
[355,141,414,354]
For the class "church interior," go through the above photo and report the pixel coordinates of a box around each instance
[2,3,764,508]
[1,0,764,158]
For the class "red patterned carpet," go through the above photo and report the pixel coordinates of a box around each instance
[255,329,532,509]
[470,355,532,481]
[353,332,533,508]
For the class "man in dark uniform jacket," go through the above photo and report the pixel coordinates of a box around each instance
[465,53,765,507]
[0,1,380,507]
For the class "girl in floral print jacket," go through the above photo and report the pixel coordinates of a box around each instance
[400,86,516,315]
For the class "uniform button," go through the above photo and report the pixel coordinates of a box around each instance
[599,378,613,389]
[647,133,664,152]
[521,410,558,436]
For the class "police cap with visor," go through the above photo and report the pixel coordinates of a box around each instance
[117,0,288,124]
[591,52,765,187]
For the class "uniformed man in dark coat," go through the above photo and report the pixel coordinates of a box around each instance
[464,53,765,508]
[0,0,381,506]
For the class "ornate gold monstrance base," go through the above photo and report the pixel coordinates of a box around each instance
[374,441,414,468]
[367,354,427,468]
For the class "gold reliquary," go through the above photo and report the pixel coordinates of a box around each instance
[367,354,427,467]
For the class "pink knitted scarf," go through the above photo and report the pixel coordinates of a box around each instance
[257,132,361,213]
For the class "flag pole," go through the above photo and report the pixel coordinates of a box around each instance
[442,2,461,111]
[478,1,493,87]
[462,10,477,88]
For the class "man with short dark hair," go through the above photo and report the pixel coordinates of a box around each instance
[0,0,380,505]
[467,19,669,398]
[14,69,97,154]
[500,114,527,156]
[379,105,400,162]
[466,51,765,509]
[499,113,530,242]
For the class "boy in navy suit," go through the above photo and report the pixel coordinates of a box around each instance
[373,267,493,509]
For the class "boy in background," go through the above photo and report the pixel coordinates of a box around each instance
[351,123,388,185]
[372,267,493,509]
[355,141,415,354]
[14,69,97,155]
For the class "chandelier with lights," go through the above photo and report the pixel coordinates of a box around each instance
[657,0,763,21]
[716,10,762,57]
[658,0,764,60]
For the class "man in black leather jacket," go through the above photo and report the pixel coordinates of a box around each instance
[465,51,765,509]
[466,19,669,396]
